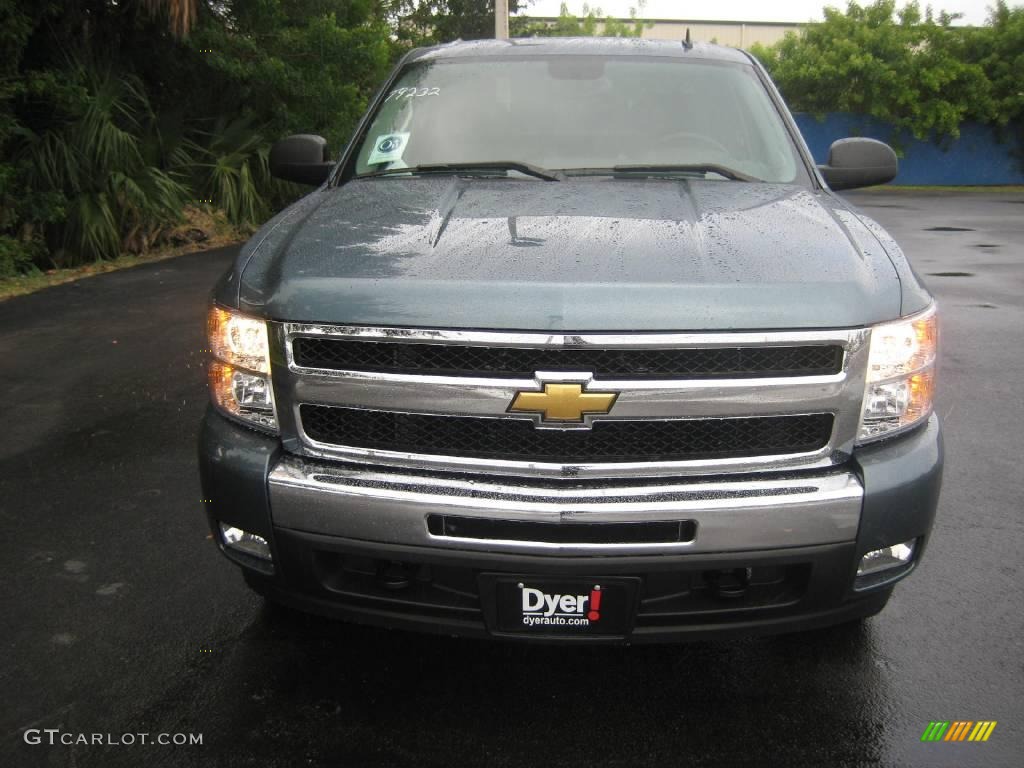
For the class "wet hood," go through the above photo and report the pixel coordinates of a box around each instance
[230,177,903,330]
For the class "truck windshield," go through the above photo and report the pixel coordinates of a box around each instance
[352,55,803,183]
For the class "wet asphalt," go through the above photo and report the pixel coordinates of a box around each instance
[1,191,1022,768]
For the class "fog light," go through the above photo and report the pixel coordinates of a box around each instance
[855,539,916,587]
[219,523,273,562]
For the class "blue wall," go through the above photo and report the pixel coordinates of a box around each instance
[793,112,1024,186]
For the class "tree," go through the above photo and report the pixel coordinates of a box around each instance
[964,1,1024,130]
[190,1,393,149]
[141,0,200,37]
[513,2,650,38]
[750,1,992,141]
[388,1,528,44]
[0,0,398,273]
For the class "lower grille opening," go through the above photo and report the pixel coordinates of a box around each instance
[307,550,809,626]
[427,515,696,545]
[300,405,834,463]
[314,553,482,618]
[635,565,810,623]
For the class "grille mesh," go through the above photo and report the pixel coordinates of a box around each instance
[292,338,843,379]
[300,406,834,463]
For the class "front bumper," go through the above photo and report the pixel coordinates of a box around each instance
[199,409,942,642]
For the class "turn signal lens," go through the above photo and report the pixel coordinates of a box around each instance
[859,306,937,443]
[208,361,278,430]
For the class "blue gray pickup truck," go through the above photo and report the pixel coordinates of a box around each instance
[199,38,942,642]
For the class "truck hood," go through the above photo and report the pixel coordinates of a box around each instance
[232,177,902,330]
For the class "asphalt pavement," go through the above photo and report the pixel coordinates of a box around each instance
[1,191,1022,767]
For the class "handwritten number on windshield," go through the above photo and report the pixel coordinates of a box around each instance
[385,87,441,102]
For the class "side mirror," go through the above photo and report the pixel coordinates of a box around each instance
[269,134,333,185]
[817,138,898,191]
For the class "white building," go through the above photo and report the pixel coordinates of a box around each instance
[527,17,803,47]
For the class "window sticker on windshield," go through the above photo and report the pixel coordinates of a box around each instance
[385,87,440,102]
[367,132,410,165]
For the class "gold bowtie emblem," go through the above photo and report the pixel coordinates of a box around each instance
[508,383,618,423]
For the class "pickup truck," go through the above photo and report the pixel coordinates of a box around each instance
[199,38,942,642]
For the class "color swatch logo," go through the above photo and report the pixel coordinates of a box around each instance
[921,721,997,742]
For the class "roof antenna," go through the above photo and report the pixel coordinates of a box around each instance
[682,28,692,50]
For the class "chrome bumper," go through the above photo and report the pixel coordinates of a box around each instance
[268,456,863,556]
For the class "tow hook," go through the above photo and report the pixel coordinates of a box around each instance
[704,567,753,599]
[376,560,414,590]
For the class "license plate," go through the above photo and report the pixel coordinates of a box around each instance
[483,575,639,636]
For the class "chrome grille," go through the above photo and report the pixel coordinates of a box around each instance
[301,406,834,463]
[276,324,871,479]
[292,337,843,379]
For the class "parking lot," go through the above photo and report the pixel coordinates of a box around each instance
[1,190,1021,767]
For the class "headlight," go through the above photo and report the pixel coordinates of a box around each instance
[858,305,937,443]
[207,306,271,373]
[207,306,278,432]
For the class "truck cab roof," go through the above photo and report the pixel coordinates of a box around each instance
[408,37,753,65]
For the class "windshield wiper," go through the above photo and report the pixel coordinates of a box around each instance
[361,161,561,182]
[566,164,762,182]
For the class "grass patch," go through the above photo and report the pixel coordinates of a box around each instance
[0,207,249,302]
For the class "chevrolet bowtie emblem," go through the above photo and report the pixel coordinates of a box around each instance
[508,382,618,424]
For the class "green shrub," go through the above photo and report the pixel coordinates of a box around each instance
[0,235,39,278]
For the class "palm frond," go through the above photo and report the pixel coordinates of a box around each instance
[19,68,189,264]
[193,116,276,227]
